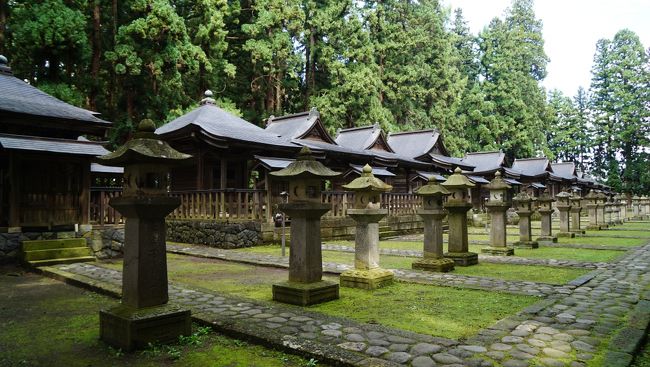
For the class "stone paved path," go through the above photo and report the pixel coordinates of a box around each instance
[41,239,650,367]
[320,244,614,270]
[166,243,575,297]
[392,236,639,250]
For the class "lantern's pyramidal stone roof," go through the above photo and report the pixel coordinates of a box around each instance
[343,164,392,192]
[271,147,340,178]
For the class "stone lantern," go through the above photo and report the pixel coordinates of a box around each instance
[555,191,575,238]
[482,171,515,255]
[512,191,538,248]
[616,194,627,222]
[535,190,557,244]
[585,190,601,230]
[603,194,614,226]
[442,168,478,266]
[339,164,394,289]
[609,195,620,225]
[412,176,455,272]
[643,196,650,219]
[632,195,641,219]
[570,192,585,234]
[595,192,608,229]
[270,147,340,306]
[96,119,192,351]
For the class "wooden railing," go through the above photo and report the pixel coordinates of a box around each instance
[90,187,123,225]
[88,188,422,224]
[168,189,268,221]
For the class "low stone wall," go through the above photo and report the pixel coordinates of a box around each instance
[84,225,125,259]
[166,220,263,249]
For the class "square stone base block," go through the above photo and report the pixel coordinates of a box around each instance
[512,241,539,249]
[570,230,586,235]
[536,236,557,244]
[443,252,478,266]
[272,280,339,306]
[556,232,576,238]
[586,225,602,230]
[100,303,191,352]
[340,268,394,290]
[411,258,455,272]
[481,246,515,256]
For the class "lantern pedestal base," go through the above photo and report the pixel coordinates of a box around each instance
[481,246,514,256]
[556,232,575,238]
[443,252,478,266]
[100,303,191,352]
[340,268,394,290]
[570,229,586,235]
[412,257,455,272]
[513,241,538,249]
[535,236,557,244]
[272,280,339,306]
[586,225,602,230]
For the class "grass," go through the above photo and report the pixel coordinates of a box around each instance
[591,229,650,237]
[98,255,538,340]
[556,236,647,246]
[0,266,314,367]
[232,246,589,284]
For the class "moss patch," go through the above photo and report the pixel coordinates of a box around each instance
[98,256,537,340]
[0,266,313,367]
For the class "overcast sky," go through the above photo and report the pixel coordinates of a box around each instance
[442,0,650,98]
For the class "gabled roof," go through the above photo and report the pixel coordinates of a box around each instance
[335,124,394,153]
[0,57,110,128]
[551,162,578,181]
[511,157,554,179]
[0,133,110,156]
[430,154,475,171]
[462,151,506,174]
[348,164,395,177]
[265,107,336,144]
[156,93,295,149]
[387,129,448,160]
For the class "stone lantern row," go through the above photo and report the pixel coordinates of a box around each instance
[632,196,650,220]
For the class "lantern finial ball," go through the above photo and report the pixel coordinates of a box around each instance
[138,119,156,133]
[362,164,372,175]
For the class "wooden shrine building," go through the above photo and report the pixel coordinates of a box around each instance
[0,56,112,229]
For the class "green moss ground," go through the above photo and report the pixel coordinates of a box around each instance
[0,266,314,367]
[556,236,647,246]
[99,255,537,340]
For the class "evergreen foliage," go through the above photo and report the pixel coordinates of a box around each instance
[2,0,648,192]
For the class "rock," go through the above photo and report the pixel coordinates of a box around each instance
[432,353,463,364]
[410,343,442,356]
[411,356,436,367]
[365,346,389,357]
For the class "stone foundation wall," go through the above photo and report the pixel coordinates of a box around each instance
[166,220,263,249]
[0,229,90,263]
[84,225,125,259]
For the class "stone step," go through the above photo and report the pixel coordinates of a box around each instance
[379,231,400,239]
[22,238,87,251]
[27,256,96,267]
[23,247,93,261]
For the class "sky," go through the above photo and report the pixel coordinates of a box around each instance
[442,0,650,98]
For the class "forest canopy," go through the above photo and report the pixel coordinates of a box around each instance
[0,0,648,193]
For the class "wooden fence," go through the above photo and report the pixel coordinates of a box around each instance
[89,188,422,224]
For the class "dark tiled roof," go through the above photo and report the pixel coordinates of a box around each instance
[413,171,446,182]
[430,154,475,171]
[0,73,109,125]
[511,157,552,178]
[466,175,490,184]
[91,163,123,174]
[349,164,395,177]
[462,151,506,173]
[387,129,443,160]
[265,108,336,144]
[551,162,578,180]
[253,156,294,170]
[156,103,295,148]
[336,124,384,151]
[0,133,110,156]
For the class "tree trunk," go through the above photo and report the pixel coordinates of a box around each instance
[0,0,6,55]
[305,29,315,108]
[89,0,102,110]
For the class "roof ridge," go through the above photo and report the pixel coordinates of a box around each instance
[464,150,503,155]
[514,157,548,161]
[0,132,108,145]
[267,110,311,123]
[337,124,378,133]
[388,129,437,137]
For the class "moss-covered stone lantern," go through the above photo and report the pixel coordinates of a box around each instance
[482,171,515,255]
[585,190,601,230]
[512,191,538,248]
[339,164,394,289]
[555,191,575,238]
[535,190,557,244]
[595,191,609,229]
[615,194,627,222]
[643,196,650,219]
[270,147,340,306]
[441,168,477,266]
[570,192,585,234]
[96,119,192,351]
[632,195,642,219]
[412,176,454,272]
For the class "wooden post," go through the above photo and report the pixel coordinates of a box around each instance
[264,171,272,223]
[80,159,91,224]
[8,153,20,228]
[220,158,227,189]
